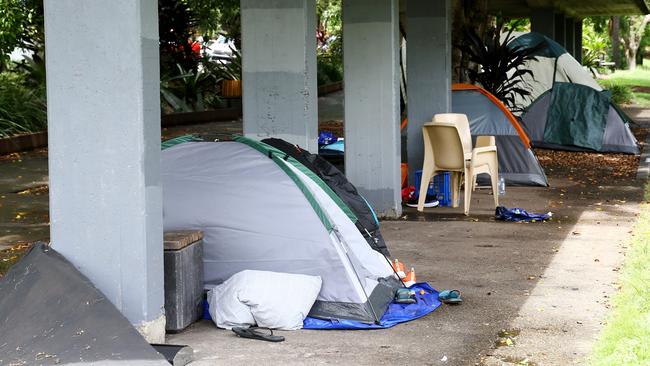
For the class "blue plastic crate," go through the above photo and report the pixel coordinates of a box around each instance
[414,170,452,207]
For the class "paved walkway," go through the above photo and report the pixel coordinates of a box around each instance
[0,151,49,250]
[0,103,646,365]
[168,173,642,365]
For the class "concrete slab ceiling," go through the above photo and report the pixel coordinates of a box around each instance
[488,0,650,17]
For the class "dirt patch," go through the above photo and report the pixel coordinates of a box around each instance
[0,242,31,278]
[632,86,650,94]
[0,148,47,161]
[319,120,344,137]
[534,128,647,183]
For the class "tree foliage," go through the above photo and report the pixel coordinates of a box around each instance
[316,0,343,86]
[0,0,25,60]
[184,0,240,48]
[582,18,611,68]
[0,0,43,68]
[159,0,200,73]
[620,15,650,70]
[456,24,543,112]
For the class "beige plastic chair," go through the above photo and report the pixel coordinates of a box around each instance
[417,113,499,215]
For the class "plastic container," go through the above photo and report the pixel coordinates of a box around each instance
[413,170,452,207]
[498,176,506,196]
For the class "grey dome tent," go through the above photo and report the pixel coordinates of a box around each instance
[507,32,602,110]
[261,137,389,256]
[162,136,399,323]
[521,82,639,154]
[452,83,548,186]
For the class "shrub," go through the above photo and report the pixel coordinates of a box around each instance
[456,25,545,112]
[317,55,343,87]
[600,80,634,105]
[0,72,46,138]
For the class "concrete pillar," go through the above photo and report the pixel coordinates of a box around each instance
[241,0,318,152]
[44,0,164,342]
[574,19,583,63]
[343,0,401,218]
[530,8,555,39]
[554,13,566,47]
[406,0,451,185]
[564,18,575,56]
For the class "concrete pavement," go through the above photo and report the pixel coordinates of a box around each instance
[168,172,642,365]
[0,101,645,364]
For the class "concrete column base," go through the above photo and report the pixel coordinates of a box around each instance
[136,314,166,344]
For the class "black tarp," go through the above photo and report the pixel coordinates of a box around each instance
[0,243,168,366]
[262,138,390,257]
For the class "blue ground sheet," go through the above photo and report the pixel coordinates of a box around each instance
[203,282,441,330]
[302,282,441,330]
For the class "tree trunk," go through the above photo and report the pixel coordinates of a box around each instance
[627,49,637,71]
[611,16,621,68]
[622,15,650,71]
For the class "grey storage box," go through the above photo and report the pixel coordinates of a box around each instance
[164,230,204,332]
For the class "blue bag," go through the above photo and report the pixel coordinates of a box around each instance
[318,131,338,146]
[495,206,552,222]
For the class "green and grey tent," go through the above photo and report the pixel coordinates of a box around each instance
[521,82,639,154]
[508,32,602,110]
[161,136,399,323]
[508,33,639,154]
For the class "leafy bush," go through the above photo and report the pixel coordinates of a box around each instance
[600,80,634,105]
[582,19,611,68]
[160,63,224,113]
[456,25,544,112]
[159,0,200,74]
[211,46,241,80]
[317,55,343,86]
[0,72,46,138]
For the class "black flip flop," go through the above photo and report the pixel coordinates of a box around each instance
[232,327,285,342]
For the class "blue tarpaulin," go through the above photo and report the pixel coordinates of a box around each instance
[495,206,552,222]
[302,283,441,330]
[318,131,338,146]
[203,283,441,329]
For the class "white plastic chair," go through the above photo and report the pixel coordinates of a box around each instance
[417,113,499,215]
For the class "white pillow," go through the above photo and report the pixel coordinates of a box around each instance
[208,270,322,330]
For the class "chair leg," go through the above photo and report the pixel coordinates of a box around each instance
[417,166,435,212]
[451,172,460,208]
[489,156,499,207]
[464,168,472,216]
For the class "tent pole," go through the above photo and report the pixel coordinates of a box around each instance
[333,227,382,325]
[363,228,407,288]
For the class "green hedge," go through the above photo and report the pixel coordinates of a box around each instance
[0,72,46,138]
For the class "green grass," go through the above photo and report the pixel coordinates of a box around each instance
[590,182,650,366]
[606,60,650,107]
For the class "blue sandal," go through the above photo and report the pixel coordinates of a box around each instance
[438,290,462,305]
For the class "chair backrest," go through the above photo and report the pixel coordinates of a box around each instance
[476,135,496,148]
[422,122,465,171]
[434,113,472,153]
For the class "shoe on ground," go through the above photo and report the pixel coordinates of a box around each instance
[406,196,439,208]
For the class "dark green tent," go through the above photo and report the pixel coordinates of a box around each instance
[521,82,639,154]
